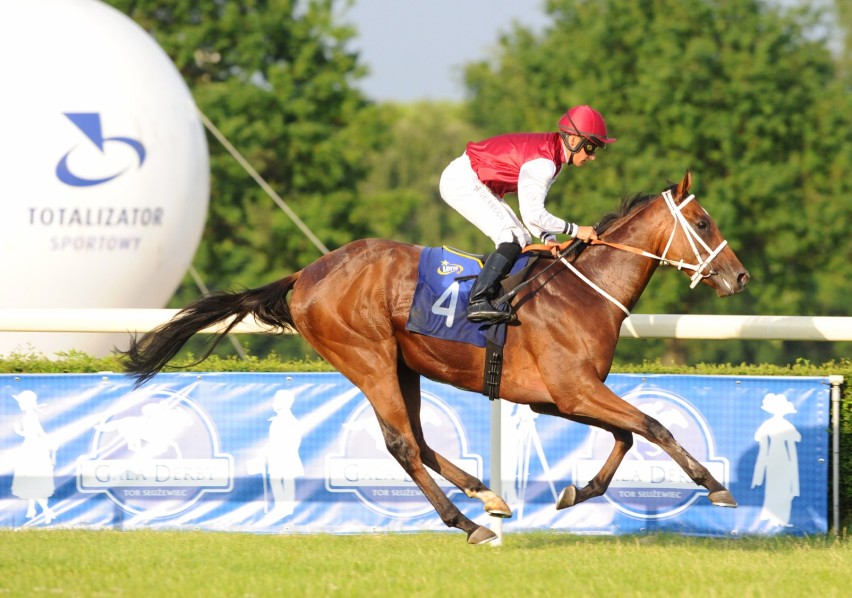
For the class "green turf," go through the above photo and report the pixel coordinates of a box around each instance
[0,530,849,596]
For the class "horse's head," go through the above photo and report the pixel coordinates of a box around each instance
[651,171,750,297]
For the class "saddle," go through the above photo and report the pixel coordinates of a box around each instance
[405,245,542,400]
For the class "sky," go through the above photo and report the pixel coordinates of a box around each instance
[339,1,836,102]
[340,0,550,102]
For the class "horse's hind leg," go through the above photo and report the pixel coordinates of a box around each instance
[317,340,496,544]
[397,362,511,518]
[291,273,496,543]
[425,451,512,518]
[371,408,497,545]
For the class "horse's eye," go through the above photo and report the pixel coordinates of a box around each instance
[696,220,709,230]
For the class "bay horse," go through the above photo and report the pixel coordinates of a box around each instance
[121,171,750,544]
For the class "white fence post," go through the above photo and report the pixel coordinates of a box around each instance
[830,375,845,536]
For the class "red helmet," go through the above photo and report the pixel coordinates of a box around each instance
[558,105,616,144]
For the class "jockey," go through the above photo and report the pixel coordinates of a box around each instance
[439,104,616,324]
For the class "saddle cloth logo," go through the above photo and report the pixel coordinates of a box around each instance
[436,260,465,276]
[406,246,529,347]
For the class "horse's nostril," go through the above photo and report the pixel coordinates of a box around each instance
[738,271,751,287]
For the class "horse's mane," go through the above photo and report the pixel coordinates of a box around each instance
[562,184,676,261]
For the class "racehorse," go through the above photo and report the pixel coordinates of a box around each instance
[121,171,750,545]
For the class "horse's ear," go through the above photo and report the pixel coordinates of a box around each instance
[675,170,692,201]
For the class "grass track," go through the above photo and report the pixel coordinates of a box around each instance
[0,530,850,597]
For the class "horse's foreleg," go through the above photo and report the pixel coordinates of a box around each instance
[558,386,735,508]
[556,427,633,509]
[530,403,634,509]
[397,363,511,518]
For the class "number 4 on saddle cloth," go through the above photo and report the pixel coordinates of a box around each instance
[406,246,535,399]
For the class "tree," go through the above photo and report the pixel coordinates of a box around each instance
[353,101,489,252]
[462,0,852,364]
[106,0,391,357]
[108,0,388,293]
[829,0,851,81]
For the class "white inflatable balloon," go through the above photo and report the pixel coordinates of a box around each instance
[0,0,209,357]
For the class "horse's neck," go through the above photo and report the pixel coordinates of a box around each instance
[575,202,669,312]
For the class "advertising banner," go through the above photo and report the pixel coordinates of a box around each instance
[0,373,828,535]
[499,375,828,535]
[0,0,209,357]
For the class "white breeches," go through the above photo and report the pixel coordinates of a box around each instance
[439,153,531,248]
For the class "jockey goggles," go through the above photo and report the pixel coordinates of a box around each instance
[560,131,603,155]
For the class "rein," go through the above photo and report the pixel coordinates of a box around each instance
[496,247,632,315]
[517,189,730,315]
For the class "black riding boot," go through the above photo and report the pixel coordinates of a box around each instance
[466,242,522,324]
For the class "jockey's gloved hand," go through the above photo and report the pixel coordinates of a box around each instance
[575,226,598,243]
[540,234,561,257]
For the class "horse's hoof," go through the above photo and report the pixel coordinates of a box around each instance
[484,496,512,518]
[556,485,578,510]
[467,526,498,545]
[471,489,512,518]
[487,507,512,518]
[708,489,737,508]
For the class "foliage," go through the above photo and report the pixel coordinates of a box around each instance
[462,0,852,364]
[353,101,490,252]
[0,348,335,375]
[105,0,391,358]
[106,0,388,292]
[5,350,847,376]
[831,0,852,81]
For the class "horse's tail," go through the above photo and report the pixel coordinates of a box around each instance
[121,273,301,386]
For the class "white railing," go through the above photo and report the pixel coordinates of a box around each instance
[1,308,852,340]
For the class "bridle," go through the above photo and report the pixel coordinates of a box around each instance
[511,189,729,316]
[592,189,728,289]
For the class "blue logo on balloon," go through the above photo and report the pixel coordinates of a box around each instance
[56,113,146,187]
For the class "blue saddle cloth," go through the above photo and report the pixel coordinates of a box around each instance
[405,246,530,347]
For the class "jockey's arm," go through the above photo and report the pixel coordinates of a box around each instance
[517,159,572,244]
